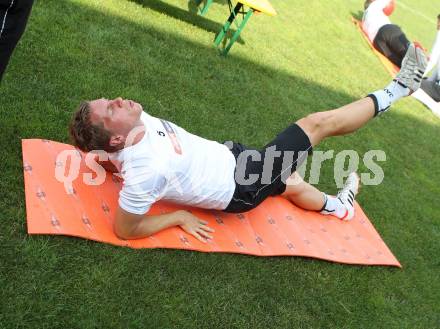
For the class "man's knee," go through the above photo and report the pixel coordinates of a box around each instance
[296,112,333,145]
[283,178,306,197]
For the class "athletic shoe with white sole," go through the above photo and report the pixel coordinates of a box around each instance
[336,172,360,221]
[394,43,428,92]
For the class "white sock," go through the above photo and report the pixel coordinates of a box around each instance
[369,80,410,116]
[320,194,347,219]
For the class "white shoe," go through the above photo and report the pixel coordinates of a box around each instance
[336,172,360,221]
[395,43,427,92]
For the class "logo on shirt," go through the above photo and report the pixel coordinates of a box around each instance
[160,119,182,155]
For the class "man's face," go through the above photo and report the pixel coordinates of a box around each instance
[437,18,440,30]
[89,97,143,137]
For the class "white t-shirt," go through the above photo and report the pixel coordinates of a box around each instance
[362,0,392,42]
[109,112,237,215]
[426,30,440,81]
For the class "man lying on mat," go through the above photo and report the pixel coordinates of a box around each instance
[362,0,411,68]
[69,44,426,242]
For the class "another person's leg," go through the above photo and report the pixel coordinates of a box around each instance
[420,79,440,102]
[374,25,398,65]
[387,26,410,67]
[427,64,439,83]
[0,0,34,82]
[411,88,440,115]
[373,24,410,67]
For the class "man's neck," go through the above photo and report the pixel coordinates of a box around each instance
[123,121,146,149]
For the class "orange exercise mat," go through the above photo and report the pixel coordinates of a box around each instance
[352,17,399,77]
[22,139,401,267]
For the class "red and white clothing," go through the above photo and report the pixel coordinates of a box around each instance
[362,0,392,42]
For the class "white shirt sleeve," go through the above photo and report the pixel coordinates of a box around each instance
[118,170,167,215]
[426,31,440,76]
[370,0,391,11]
[362,0,393,42]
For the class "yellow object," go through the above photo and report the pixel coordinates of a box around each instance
[239,0,277,16]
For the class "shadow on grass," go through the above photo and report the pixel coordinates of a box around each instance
[188,0,230,14]
[128,0,245,45]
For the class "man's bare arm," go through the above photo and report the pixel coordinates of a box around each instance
[114,207,214,243]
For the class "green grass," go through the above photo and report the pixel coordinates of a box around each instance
[1,0,439,327]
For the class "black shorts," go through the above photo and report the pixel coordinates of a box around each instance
[223,123,312,213]
[373,24,409,68]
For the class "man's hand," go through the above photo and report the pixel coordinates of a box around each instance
[114,207,215,242]
[178,210,215,243]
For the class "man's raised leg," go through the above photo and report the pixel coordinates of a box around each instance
[296,43,427,146]
[281,43,427,220]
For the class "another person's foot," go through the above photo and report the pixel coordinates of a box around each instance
[336,172,360,221]
[395,43,428,92]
